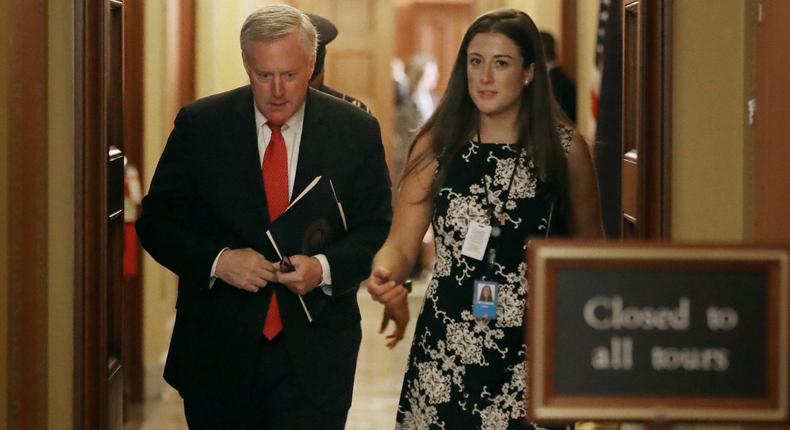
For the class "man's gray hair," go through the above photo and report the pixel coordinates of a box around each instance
[240,4,317,60]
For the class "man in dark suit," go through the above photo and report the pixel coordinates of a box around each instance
[135,5,391,429]
[541,31,577,122]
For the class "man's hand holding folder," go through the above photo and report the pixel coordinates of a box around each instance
[266,176,347,321]
[275,254,324,296]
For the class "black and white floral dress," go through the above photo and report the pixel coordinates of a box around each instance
[396,128,572,430]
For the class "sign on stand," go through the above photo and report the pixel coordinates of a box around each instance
[527,241,789,424]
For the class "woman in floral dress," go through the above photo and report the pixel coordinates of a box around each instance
[364,9,603,429]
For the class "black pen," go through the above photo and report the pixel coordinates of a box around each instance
[280,254,295,273]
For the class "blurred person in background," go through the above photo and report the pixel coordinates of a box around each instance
[307,12,372,114]
[541,30,577,122]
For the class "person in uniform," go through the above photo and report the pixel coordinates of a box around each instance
[306,13,372,114]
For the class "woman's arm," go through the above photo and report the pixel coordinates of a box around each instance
[370,134,437,286]
[364,134,436,347]
[567,132,605,239]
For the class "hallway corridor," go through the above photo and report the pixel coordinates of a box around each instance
[126,282,426,429]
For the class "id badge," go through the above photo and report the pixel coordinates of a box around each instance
[461,221,492,261]
[473,280,498,320]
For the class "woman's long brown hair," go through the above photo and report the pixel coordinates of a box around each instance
[402,8,572,230]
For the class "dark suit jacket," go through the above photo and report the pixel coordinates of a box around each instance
[136,86,391,415]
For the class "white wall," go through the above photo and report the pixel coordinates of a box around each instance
[510,0,562,37]
[195,0,284,98]
[195,0,249,98]
[575,0,600,141]
[142,0,179,397]
[672,0,749,241]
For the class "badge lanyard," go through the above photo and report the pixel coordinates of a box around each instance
[465,132,525,320]
[477,131,523,280]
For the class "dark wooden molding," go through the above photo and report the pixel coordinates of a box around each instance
[74,0,108,428]
[621,0,640,237]
[561,0,578,82]
[621,0,672,239]
[643,0,672,239]
[75,1,126,427]
[660,0,673,238]
[122,0,145,406]
[7,0,49,428]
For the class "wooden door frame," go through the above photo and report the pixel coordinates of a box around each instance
[621,0,672,239]
[74,0,114,427]
[642,0,673,238]
[122,0,145,407]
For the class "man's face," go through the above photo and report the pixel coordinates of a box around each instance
[243,32,315,125]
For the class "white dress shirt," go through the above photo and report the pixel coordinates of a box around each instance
[209,101,334,294]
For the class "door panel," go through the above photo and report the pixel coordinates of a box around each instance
[621,1,642,238]
[621,149,638,231]
[296,0,394,166]
[620,0,672,239]
[75,0,125,428]
[396,2,473,99]
[107,2,125,427]
[122,0,145,410]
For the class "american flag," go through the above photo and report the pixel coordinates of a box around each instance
[595,0,612,69]
[591,0,612,120]
[593,0,622,238]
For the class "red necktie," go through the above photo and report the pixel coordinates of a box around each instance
[262,124,287,340]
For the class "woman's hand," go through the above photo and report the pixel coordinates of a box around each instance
[363,267,411,348]
[364,267,408,305]
[381,295,410,349]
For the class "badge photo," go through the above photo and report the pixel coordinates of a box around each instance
[473,280,497,319]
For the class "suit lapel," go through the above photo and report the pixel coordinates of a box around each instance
[232,88,272,245]
[232,88,328,256]
[292,88,326,198]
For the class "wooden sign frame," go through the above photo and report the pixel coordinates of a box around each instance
[527,241,789,423]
